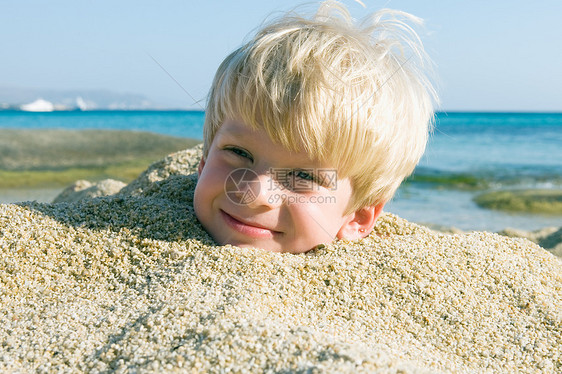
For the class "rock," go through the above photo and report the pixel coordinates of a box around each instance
[53,179,126,203]
[118,144,202,196]
[498,226,562,257]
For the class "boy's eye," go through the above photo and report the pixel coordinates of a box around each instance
[294,170,314,181]
[281,169,319,191]
[226,147,253,161]
[291,169,336,189]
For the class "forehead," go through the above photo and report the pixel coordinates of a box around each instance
[215,118,285,149]
[220,116,318,154]
[217,118,253,137]
[216,118,290,152]
[217,118,333,167]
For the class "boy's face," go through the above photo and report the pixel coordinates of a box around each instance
[194,118,361,253]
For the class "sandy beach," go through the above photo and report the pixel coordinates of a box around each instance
[1,145,561,372]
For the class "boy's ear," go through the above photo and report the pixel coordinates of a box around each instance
[336,203,385,241]
[197,157,206,176]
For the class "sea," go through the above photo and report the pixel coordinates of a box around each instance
[1,110,561,232]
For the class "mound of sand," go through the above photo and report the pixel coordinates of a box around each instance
[1,146,561,372]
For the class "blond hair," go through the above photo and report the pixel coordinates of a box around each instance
[203,1,437,213]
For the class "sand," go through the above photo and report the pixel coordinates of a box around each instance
[1,146,561,373]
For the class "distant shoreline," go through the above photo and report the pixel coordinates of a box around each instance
[0,187,63,204]
[0,128,200,195]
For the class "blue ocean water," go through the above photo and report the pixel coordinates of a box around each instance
[421,112,562,184]
[0,110,206,139]
[392,112,562,231]
[1,110,561,231]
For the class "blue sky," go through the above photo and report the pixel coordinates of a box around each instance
[2,0,561,111]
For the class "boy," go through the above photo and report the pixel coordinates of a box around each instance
[194,1,436,253]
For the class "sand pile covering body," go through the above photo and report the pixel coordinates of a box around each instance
[1,146,561,372]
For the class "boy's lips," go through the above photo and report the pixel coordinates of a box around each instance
[220,210,281,238]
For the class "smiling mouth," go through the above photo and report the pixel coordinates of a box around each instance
[220,210,281,238]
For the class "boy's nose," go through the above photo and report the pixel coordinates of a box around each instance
[245,172,283,209]
[225,168,283,209]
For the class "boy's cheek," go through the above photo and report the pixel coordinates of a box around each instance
[193,184,212,232]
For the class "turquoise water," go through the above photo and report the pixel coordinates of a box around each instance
[394,112,562,231]
[420,112,562,186]
[0,110,206,139]
[1,110,561,231]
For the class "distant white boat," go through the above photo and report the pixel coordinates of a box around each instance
[21,98,55,112]
[76,96,88,110]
